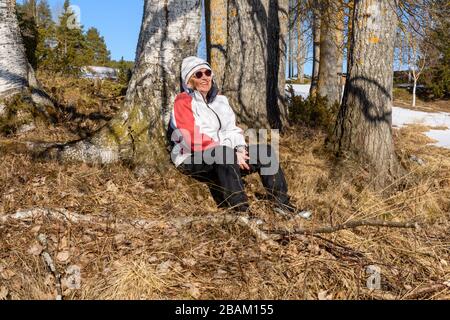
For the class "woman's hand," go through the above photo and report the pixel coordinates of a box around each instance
[236,148,250,171]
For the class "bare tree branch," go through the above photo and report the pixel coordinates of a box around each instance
[265,219,419,236]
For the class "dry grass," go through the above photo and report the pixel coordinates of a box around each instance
[0,76,449,300]
[393,87,450,113]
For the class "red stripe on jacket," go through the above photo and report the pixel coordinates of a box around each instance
[173,92,217,153]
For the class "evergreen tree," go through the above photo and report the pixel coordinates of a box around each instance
[19,0,37,19]
[35,0,56,71]
[16,0,39,68]
[54,0,86,75]
[116,56,133,85]
[85,27,110,66]
[37,0,52,28]
[422,13,449,98]
[17,0,114,75]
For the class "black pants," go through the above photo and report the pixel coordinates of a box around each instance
[178,144,290,210]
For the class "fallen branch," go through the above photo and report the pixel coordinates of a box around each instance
[173,214,278,247]
[0,207,161,231]
[1,207,278,247]
[265,219,419,236]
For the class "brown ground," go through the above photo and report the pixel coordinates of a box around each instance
[393,88,450,113]
[0,76,449,300]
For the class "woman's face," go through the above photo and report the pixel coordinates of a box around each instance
[189,68,212,94]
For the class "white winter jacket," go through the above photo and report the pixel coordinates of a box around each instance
[168,83,247,167]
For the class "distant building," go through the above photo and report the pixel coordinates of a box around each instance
[81,66,118,80]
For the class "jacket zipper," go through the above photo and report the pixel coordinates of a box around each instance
[201,94,222,138]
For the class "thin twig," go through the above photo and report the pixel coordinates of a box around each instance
[403,283,449,299]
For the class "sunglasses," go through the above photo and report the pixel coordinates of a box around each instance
[194,69,212,79]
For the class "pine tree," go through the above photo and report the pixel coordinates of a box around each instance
[422,7,449,98]
[19,0,37,19]
[54,0,86,74]
[85,27,110,66]
[37,0,52,28]
[116,57,132,85]
[35,0,56,71]
[16,1,39,68]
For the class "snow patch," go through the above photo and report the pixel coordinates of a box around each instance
[286,84,311,99]
[392,107,450,149]
[424,130,450,149]
[392,107,450,128]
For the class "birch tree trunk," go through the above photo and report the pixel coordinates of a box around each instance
[222,0,288,130]
[0,0,29,98]
[328,0,405,190]
[317,1,344,106]
[296,8,305,83]
[0,0,53,133]
[50,0,202,167]
[309,4,320,97]
[205,0,227,91]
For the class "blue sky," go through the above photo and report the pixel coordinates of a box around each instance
[20,0,314,75]
[21,0,145,62]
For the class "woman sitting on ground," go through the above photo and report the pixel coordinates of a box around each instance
[167,56,309,217]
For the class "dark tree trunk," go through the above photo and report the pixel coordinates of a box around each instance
[317,1,344,106]
[329,0,405,190]
[221,0,288,130]
[51,0,202,167]
[268,0,288,130]
[205,0,228,91]
[288,0,295,79]
[309,3,320,97]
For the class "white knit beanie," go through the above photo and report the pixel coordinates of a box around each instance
[181,56,213,86]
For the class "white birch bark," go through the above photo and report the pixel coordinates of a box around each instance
[50,0,202,166]
[0,0,29,98]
